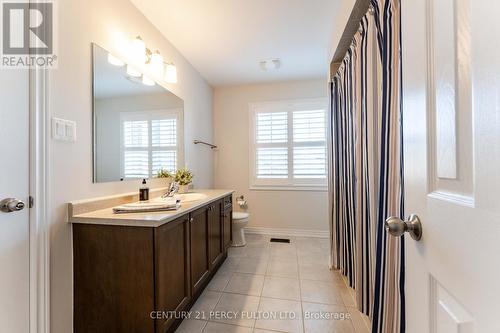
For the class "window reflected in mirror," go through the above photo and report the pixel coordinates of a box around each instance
[121,110,181,179]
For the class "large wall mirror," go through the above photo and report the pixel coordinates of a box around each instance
[92,43,184,183]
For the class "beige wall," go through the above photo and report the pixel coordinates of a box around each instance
[49,0,213,332]
[213,79,329,234]
[328,0,356,74]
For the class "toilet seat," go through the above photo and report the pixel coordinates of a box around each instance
[233,212,249,220]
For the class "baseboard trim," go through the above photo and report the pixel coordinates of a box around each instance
[244,226,329,239]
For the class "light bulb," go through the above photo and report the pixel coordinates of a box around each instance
[149,51,164,76]
[130,36,146,64]
[164,63,177,83]
[127,64,141,77]
[107,53,125,66]
[142,75,155,86]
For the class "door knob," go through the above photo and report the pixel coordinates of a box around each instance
[385,214,422,241]
[0,198,26,213]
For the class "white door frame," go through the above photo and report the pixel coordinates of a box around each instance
[27,2,51,331]
[29,53,50,333]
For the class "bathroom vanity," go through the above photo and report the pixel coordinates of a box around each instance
[75,44,231,333]
[68,189,233,333]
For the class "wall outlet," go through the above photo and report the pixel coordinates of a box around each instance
[52,117,76,142]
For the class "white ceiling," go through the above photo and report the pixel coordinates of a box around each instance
[131,0,337,86]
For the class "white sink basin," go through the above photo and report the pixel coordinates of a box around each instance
[113,193,208,213]
[151,192,208,204]
[174,192,208,203]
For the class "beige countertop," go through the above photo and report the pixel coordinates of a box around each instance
[68,189,234,227]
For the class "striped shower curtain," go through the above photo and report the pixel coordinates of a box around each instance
[329,0,405,332]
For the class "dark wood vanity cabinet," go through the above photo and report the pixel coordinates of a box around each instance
[73,195,232,333]
[208,201,223,268]
[155,215,191,333]
[189,206,210,296]
[223,196,233,250]
[73,224,156,333]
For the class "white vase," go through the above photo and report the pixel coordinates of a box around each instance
[178,184,189,194]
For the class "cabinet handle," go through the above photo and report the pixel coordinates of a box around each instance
[190,217,194,222]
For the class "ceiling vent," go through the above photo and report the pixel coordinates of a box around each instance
[259,58,281,71]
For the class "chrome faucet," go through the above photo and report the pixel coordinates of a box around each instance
[162,182,179,198]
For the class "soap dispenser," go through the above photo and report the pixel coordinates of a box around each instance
[139,179,149,201]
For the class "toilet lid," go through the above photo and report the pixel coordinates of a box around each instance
[233,212,249,220]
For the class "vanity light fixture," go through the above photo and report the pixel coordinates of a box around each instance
[130,36,147,64]
[107,53,125,66]
[148,50,164,75]
[142,75,155,86]
[126,64,141,77]
[125,36,178,84]
[164,63,177,83]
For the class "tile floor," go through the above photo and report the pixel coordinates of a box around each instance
[175,234,370,333]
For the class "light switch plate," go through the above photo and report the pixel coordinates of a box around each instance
[52,117,76,142]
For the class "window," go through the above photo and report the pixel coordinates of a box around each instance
[121,110,183,179]
[249,99,328,190]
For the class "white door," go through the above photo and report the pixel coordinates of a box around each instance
[402,0,500,332]
[0,68,30,331]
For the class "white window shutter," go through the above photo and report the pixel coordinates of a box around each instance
[256,112,288,143]
[256,147,288,178]
[293,109,326,142]
[123,120,149,178]
[123,120,148,147]
[250,100,328,189]
[152,150,177,174]
[255,111,289,179]
[151,117,178,175]
[293,146,327,178]
[152,118,177,147]
[124,151,149,178]
[292,109,327,179]
[122,111,181,179]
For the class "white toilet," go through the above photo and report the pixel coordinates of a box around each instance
[232,212,249,247]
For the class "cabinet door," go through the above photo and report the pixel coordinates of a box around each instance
[154,216,191,333]
[73,225,155,333]
[189,207,210,295]
[223,196,233,250]
[208,201,223,267]
[223,209,232,250]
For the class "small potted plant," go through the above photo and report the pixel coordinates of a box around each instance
[156,168,173,185]
[175,168,193,194]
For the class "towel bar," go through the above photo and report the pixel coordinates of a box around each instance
[193,140,217,149]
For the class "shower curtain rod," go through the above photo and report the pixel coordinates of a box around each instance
[330,0,371,79]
